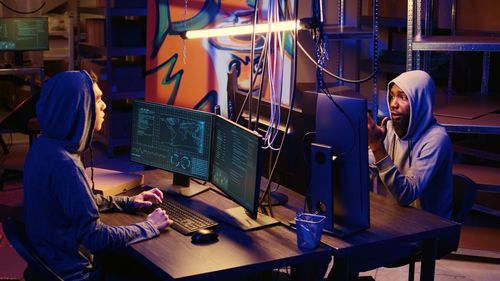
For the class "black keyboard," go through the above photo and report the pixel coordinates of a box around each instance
[145,197,218,235]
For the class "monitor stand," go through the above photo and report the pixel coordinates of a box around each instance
[323,223,365,238]
[154,173,209,197]
[223,207,279,231]
[259,190,288,206]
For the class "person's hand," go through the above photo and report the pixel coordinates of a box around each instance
[132,188,163,208]
[146,208,173,231]
[367,114,389,161]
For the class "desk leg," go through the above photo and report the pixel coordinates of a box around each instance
[420,238,437,281]
[291,255,331,281]
[325,256,351,281]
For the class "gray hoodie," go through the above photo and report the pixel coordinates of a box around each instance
[23,71,159,280]
[370,70,453,219]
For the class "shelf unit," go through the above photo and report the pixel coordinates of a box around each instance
[407,0,500,92]
[316,0,380,117]
[407,0,500,218]
[77,0,146,156]
[43,14,74,73]
[407,0,500,132]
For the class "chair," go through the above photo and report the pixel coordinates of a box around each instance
[389,173,478,281]
[451,173,478,224]
[2,217,63,281]
[0,93,40,190]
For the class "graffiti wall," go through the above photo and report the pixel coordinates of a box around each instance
[146,0,294,116]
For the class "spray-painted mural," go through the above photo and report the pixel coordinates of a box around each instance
[146,0,295,116]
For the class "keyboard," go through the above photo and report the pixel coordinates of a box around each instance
[145,197,219,235]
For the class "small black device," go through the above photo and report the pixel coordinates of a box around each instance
[191,228,219,244]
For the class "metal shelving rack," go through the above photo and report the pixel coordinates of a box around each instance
[407,0,500,95]
[316,0,379,118]
[407,0,500,132]
[76,0,146,156]
[43,15,74,72]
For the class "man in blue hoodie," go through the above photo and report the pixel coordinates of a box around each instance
[23,71,173,280]
[368,70,453,219]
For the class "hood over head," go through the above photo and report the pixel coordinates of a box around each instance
[36,71,95,153]
[387,70,436,141]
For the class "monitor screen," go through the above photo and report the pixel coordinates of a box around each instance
[0,17,49,51]
[210,115,262,219]
[312,92,370,236]
[131,100,213,196]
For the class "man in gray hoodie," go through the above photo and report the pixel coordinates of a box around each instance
[23,71,173,280]
[368,70,453,219]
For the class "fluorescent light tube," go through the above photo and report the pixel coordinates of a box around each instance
[183,20,303,39]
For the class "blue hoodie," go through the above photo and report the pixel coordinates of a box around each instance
[370,70,453,219]
[23,71,159,280]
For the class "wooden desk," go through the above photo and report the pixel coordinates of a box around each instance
[100,170,331,281]
[271,182,461,281]
[101,170,459,281]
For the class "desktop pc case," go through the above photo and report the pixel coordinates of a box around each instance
[310,92,370,237]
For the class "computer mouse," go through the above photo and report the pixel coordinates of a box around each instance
[191,228,219,244]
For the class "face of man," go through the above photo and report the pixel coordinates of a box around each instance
[389,84,410,138]
[93,83,106,131]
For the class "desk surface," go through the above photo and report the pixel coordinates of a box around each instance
[272,186,459,255]
[102,170,460,281]
[101,170,331,281]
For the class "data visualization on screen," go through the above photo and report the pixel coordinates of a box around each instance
[131,100,213,182]
[0,17,49,51]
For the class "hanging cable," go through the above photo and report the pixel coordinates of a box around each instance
[253,35,269,132]
[235,30,270,124]
[246,0,261,129]
[89,146,95,192]
[262,0,284,151]
[0,1,46,14]
[258,0,299,215]
[298,40,377,83]
[319,77,356,156]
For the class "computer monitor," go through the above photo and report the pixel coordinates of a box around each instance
[211,115,278,230]
[310,92,370,237]
[131,100,213,197]
[0,17,49,65]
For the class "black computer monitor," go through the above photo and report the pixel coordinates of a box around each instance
[0,17,49,66]
[131,100,213,197]
[210,115,278,230]
[310,92,370,237]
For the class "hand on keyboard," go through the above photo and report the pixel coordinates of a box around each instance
[143,197,219,235]
[146,207,173,231]
[132,187,164,208]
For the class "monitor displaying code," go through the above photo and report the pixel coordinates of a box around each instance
[211,115,261,213]
[0,17,49,51]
